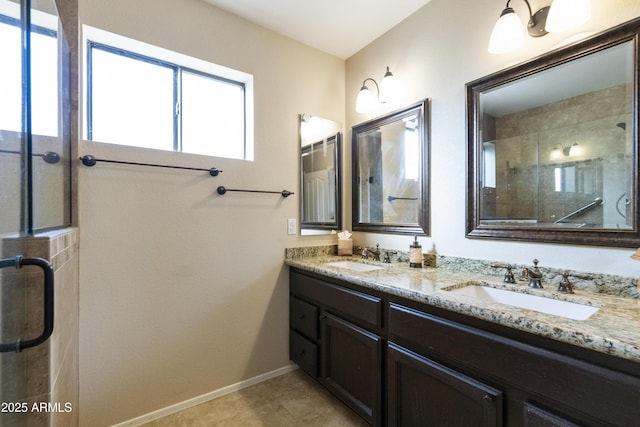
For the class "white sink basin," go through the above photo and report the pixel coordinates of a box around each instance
[446,285,600,320]
[325,261,385,272]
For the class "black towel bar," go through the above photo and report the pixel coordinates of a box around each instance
[1,149,60,163]
[216,186,294,198]
[387,195,418,202]
[79,154,222,176]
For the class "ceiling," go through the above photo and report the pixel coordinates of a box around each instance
[201,0,433,59]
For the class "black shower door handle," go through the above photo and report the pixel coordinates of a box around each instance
[0,256,54,353]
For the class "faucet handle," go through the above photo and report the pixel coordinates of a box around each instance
[491,263,516,283]
[503,266,516,283]
[557,272,574,293]
[383,251,398,263]
[532,258,540,270]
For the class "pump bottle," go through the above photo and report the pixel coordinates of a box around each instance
[409,236,422,268]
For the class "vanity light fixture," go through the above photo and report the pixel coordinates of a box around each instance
[488,0,591,54]
[356,67,398,113]
[550,142,580,160]
[546,0,591,33]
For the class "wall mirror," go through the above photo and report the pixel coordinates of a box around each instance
[299,114,342,234]
[352,100,429,235]
[466,18,640,247]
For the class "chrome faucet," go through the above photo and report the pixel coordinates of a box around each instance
[522,259,543,288]
[362,244,381,261]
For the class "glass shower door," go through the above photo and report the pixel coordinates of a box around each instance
[0,0,31,416]
[0,0,68,423]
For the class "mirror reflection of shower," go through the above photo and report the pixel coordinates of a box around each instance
[614,122,632,226]
[299,114,343,235]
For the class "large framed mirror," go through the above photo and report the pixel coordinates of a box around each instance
[352,100,429,235]
[300,114,342,233]
[466,18,640,247]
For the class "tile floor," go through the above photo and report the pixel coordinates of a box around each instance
[142,369,368,426]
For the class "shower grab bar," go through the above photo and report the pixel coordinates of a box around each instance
[216,186,294,198]
[387,195,418,202]
[0,149,61,164]
[553,197,604,224]
[79,154,223,176]
[0,256,54,353]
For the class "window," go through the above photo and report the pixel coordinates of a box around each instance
[84,27,253,160]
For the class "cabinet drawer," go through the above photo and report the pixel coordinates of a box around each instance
[291,271,382,329]
[290,329,318,377]
[290,297,318,340]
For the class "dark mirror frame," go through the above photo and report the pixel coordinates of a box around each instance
[300,133,342,231]
[466,18,640,248]
[352,100,430,235]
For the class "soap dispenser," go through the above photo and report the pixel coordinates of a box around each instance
[409,236,422,268]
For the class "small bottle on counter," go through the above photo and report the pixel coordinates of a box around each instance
[409,235,422,268]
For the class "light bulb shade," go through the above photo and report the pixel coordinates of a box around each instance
[488,8,525,54]
[379,68,399,103]
[546,0,591,33]
[569,142,581,156]
[356,86,377,114]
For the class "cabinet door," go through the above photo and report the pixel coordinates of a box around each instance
[387,342,503,427]
[321,312,382,426]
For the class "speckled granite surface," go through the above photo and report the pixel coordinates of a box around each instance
[285,246,640,364]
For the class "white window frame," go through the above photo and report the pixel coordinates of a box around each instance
[82,25,254,160]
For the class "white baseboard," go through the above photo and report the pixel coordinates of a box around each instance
[111,364,298,426]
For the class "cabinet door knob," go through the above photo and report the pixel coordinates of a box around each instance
[319,314,327,320]
[483,394,494,402]
[299,314,306,319]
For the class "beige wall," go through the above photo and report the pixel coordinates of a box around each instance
[77,0,343,425]
[346,0,640,275]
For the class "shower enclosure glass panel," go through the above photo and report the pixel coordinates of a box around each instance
[0,0,70,422]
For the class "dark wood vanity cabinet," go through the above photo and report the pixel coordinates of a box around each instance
[290,270,383,426]
[289,268,640,426]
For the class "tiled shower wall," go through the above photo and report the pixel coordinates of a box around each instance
[489,83,631,222]
[1,228,79,426]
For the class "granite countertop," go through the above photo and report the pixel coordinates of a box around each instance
[285,253,640,365]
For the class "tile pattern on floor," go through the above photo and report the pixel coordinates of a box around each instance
[142,369,369,426]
